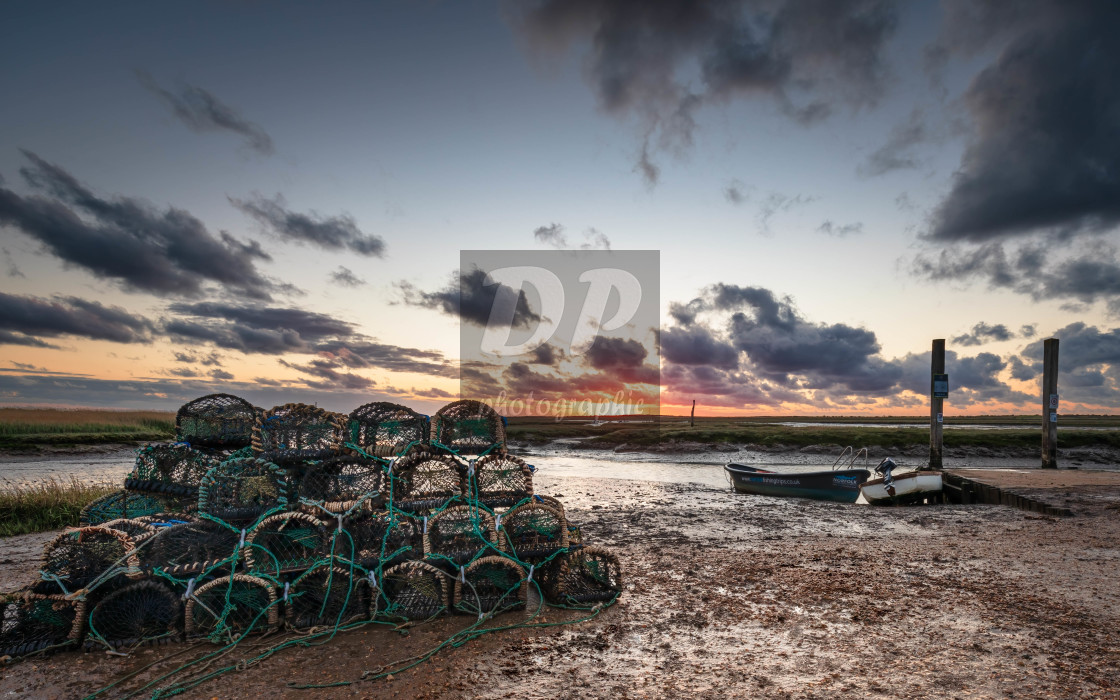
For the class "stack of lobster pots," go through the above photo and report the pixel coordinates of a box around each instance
[0,394,622,659]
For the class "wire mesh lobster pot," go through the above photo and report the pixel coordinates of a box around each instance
[80,490,194,526]
[140,520,242,578]
[176,393,258,450]
[297,454,385,516]
[391,452,464,513]
[244,512,328,578]
[331,512,420,569]
[422,505,497,565]
[84,580,183,651]
[285,563,371,632]
[453,556,526,617]
[543,546,622,605]
[0,592,85,659]
[185,574,278,643]
[429,400,506,456]
[348,402,428,458]
[39,526,141,596]
[126,443,222,497]
[467,453,533,507]
[252,403,346,465]
[377,560,450,621]
[198,457,289,525]
[498,502,568,561]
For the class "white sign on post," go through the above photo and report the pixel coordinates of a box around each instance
[936,412,943,423]
[1049,394,1059,409]
[1049,412,1058,423]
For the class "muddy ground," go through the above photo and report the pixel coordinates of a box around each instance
[1,473,1119,699]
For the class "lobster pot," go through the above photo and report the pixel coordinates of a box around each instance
[244,512,328,577]
[498,503,568,561]
[39,527,141,595]
[98,519,158,546]
[185,574,278,642]
[134,513,198,527]
[198,457,289,525]
[285,564,371,632]
[85,580,182,651]
[391,452,463,513]
[141,520,241,578]
[80,490,194,527]
[298,455,384,516]
[545,546,622,605]
[252,403,345,465]
[175,393,258,450]
[529,494,565,517]
[430,400,506,456]
[468,454,532,507]
[0,592,85,659]
[423,505,496,565]
[332,512,420,569]
[453,556,526,616]
[348,402,428,458]
[378,561,449,621]
[126,443,222,497]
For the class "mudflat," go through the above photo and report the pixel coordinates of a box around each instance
[1,470,1118,699]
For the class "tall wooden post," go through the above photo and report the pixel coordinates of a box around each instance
[929,339,945,470]
[690,400,696,428]
[1042,338,1059,469]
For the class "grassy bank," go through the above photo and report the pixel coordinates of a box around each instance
[506,415,1120,451]
[0,408,174,449]
[0,477,116,537]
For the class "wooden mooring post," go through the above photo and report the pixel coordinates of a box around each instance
[1042,338,1060,469]
[690,400,696,428]
[929,339,945,470]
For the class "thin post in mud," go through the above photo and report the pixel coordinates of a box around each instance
[1042,338,1060,469]
[690,400,696,428]
[929,339,945,470]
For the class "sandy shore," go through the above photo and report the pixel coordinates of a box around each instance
[2,469,1119,699]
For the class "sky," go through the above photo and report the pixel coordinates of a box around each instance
[1,0,1119,416]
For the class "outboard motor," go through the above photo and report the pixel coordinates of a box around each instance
[875,458,898,490]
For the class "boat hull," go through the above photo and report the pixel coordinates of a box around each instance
[861,471,943,505]
[724,464,870,503]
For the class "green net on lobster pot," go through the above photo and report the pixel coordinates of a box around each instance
[80,490,194,527]
[0,592,85,659]
[244,512,328,578]
[285,564,371,632]
[498,502,568,561]
[85,580,182,651]
[453,556,526,617]
[297,454,384,515]
[429,400,506,456]
[391,452,463,513]
[198,457,289,525]
[38,526,141,596]
[126,443,222,497]
[348,402,428,458]
[252,403,345,465]
[176,394,258,450]
[141,520,241,578]
[184,574,278,643]
[422,505,496,565]
[377,561,449,622]
[468,453,533,507]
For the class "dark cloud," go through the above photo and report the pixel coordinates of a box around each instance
[231,193,386,257]
[0,292,154,346]
[279,358,375,390]
[1007,355,1038,382]
[914,241,1120,309]
[816,220,863,237]
[0,152,276,299]
[529,344,563,366]
[173,351,222,366]
[660,325,739,370]
[724,180,749,205]
[330,266,366,287]
[514,0,896,144]
[635,139,661,187]
[413,387,454,399]
[928,2,1120,242]
[312,341,455,378]
[165,302,354,354]
[209,368,234,381]
[533,223,568,248]
[756,192,817,235]
[399,267,540,329]
[858,109,928,177]
[2,248,24,278]
[951,322,1013,347]
[585,336,647,370]
[168,367,200,378]
[138,72,274,155]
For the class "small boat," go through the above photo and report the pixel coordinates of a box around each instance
[724,448,871,503]
[860,458,943,505]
